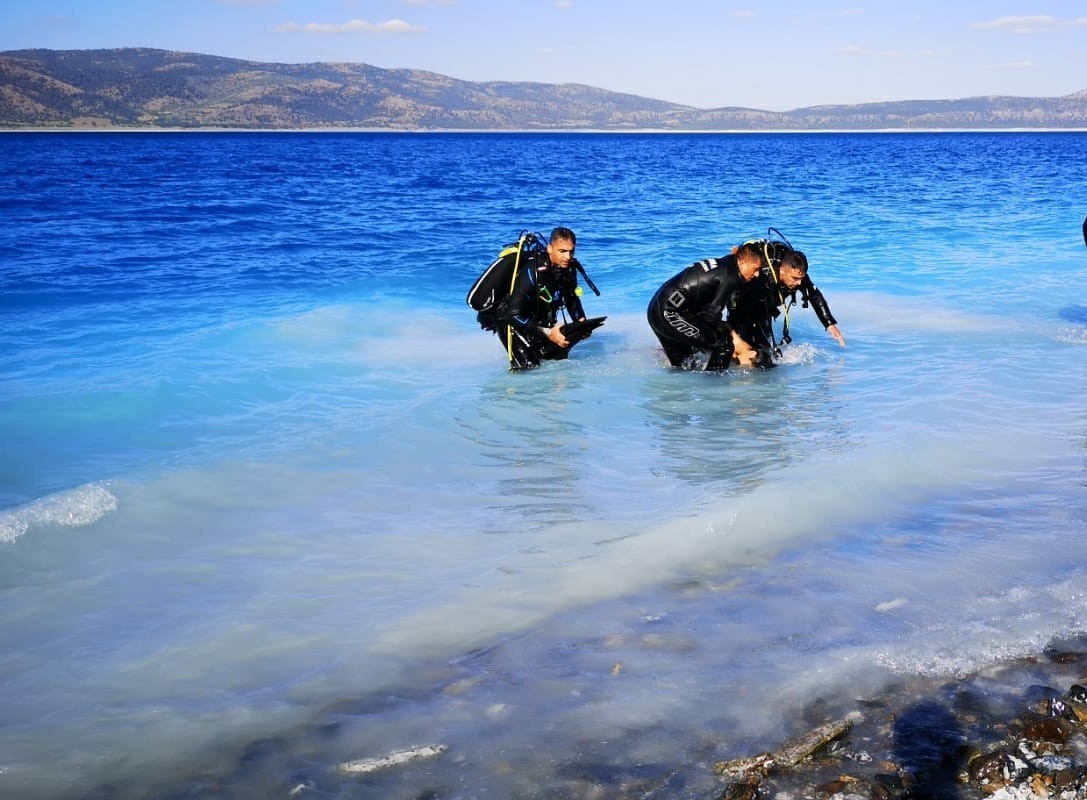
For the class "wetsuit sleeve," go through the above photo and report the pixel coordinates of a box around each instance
[801,274,838,329]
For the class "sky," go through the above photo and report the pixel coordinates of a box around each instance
[1,1,1086,112]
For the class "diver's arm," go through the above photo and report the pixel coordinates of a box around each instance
[825,323,846,347]
[802,276,846,347]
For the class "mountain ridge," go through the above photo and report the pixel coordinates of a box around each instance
[2,47,1086,131]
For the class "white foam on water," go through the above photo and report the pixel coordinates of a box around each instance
[0,482,118,543]
[372,423,1052,658]
[775,341,818,365]
[1055,324,1087,345]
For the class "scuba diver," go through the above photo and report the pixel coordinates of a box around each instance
[473,227,602,371]
[1082,214,1086,248]
[728,235,845,365]
[646,241,768,370]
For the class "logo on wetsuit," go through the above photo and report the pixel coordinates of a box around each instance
[663,309,701,338]
[666,290,686,308]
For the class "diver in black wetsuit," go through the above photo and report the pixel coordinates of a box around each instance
[646,241,768,370]
[495,227,591,370]
[729,244,845,362]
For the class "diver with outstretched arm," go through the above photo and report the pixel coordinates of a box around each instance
[778,250,845,347]
[729,244,844,363]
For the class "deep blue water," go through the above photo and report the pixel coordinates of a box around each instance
[2,130,1087,799]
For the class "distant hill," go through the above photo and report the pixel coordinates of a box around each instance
[2,48,1086,131]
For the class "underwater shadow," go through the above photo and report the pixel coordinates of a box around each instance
[891,700,969,800]
[1058,306,1087,325]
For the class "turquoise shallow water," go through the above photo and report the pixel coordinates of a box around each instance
[2,131,1087,798]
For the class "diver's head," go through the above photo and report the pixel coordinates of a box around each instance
[777,249,808,290]
[735,240,768,281]
[547,227,576,268]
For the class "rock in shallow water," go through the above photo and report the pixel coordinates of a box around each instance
[337,744,447,776]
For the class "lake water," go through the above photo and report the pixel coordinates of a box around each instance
[2,130,1087,799]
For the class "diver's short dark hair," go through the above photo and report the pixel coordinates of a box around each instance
[736,241,769,266]
[779,249,808,273]
[550,226,576,244]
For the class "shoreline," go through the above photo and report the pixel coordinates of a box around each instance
[4,127,1087,135]
[714,635,1087,800]
[95,633,1087,800]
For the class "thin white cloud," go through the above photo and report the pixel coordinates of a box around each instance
[971,15,1087,34]
[807,8,864,19]
[836,45,905,58]
[987,60,1034,71]
[789,8,862,26]
[276,18,425,34]
[731,9,755,19]
[554,0,574,8]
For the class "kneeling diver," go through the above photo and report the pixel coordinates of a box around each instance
[646,241,768,370]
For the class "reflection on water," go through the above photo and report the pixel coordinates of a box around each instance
[639,364,851,492]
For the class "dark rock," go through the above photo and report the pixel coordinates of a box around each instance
[873,773,906,792]
[819,775,873,797]
[1066,700,1087,724]
[1067,684,1087,704]
[967,748,1030,793]
[1020,714,1072,744]
[719,777,761,800]
[1043,649,1086,664]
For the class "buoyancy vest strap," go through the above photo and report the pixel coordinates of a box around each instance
[759,241,787,348]
[506,234,527,367]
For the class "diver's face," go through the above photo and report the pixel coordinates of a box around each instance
[737,254,762,281]
[547,237,575,268]
[778,265,804,290]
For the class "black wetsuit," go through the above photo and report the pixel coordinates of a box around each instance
[730,271,838,357]
[494,253,587,370]
[646,254,748,370]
